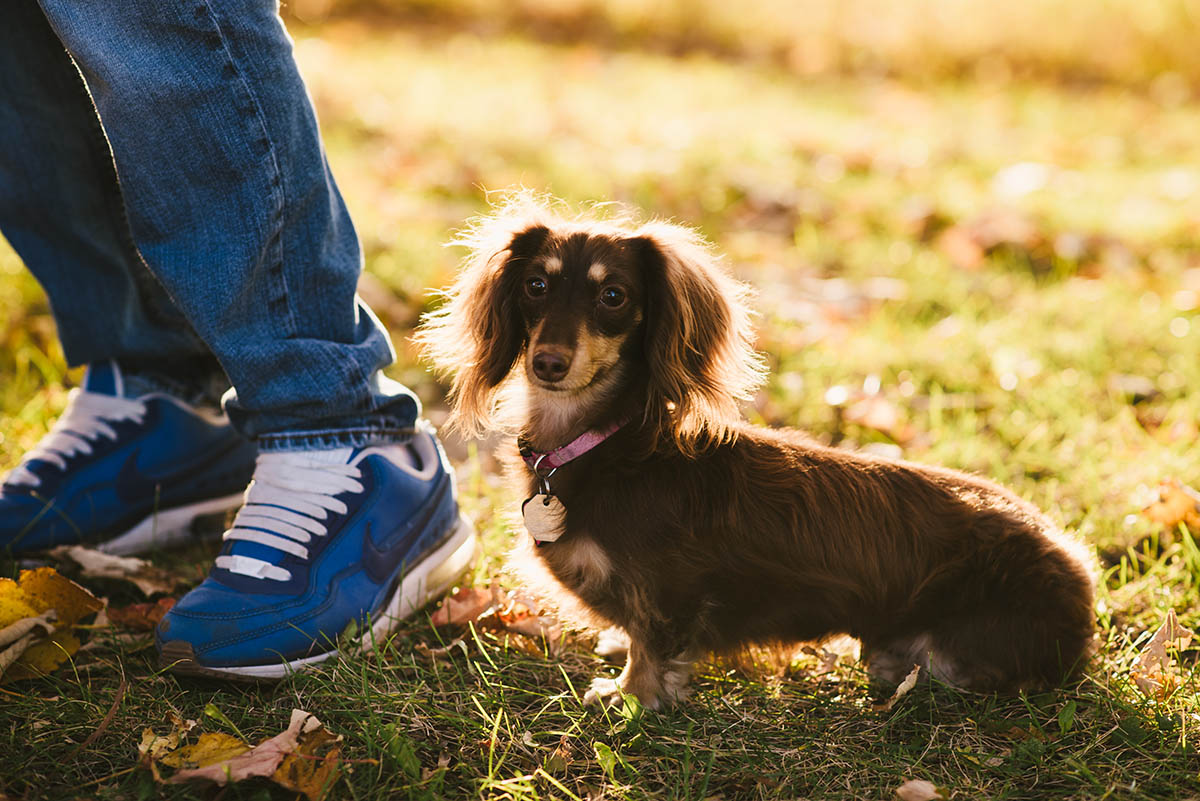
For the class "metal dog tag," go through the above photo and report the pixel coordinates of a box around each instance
[522,493,566,543]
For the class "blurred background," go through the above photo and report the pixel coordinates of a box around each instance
[3,0,1200,552]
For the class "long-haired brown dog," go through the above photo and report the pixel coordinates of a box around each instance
[417,198,1095,709]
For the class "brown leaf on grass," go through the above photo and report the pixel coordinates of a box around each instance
[873,664,922,712]
[1141,479,1200,531]
[429,586,564,654]
[108,597,177,632]
[0,567,103,683]
[273,720,344,801]
[496,595,563,650]
[146,709,343,801]
[50,545,180,597]
[1131,610,1196,700]
[895,778,946,801]
[429,586,498,627]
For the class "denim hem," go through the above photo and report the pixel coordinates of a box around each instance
[255,426,418,452]
[122,367,229,410]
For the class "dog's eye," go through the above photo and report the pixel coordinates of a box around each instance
[599,286,626,308]
[525,277,547,298]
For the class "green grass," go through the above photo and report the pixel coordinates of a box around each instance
[3,6,1200,800]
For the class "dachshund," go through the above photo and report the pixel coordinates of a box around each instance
[416,197,1095,710]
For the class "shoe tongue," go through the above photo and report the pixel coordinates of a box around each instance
[350,442,420,469]
[82,360,124,396]
[220,446,355,570]
[296,447,355,465]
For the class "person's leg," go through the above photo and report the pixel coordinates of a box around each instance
[36,0,415,443]
[0,0,256,554]
[28,0,476,675]
[0,0,218,379]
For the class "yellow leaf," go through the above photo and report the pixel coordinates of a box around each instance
[8,631,82,683]
[0,568,102,683]
[145,708,343,798]
[0,586,40,627]
[159,732,251,770]
[3,567,104,627]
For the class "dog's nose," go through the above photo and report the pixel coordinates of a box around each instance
[532,349,571,382]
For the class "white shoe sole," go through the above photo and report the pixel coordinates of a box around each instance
[160,513,479,680]
[100,492,246,556]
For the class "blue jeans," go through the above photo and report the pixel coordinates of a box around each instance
[0,0,419,451]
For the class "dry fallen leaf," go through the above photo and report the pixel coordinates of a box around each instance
[50,545,180,597]
[108,597,177,632]
[800,644,839,675]
[138,715,199,762]
[495,595,563,652]
[1141,479,1200,531]
[0,610,57,675]
[544,734,573,774]
[145,709,343,801]
[895,778,946,801]
[273,718,344,801]
[430,586,498,627]
[874,664,922,712]
[0,567,103,683]
[160,732,253,773]
[429,585,564,654]
[1131,610,1196,700]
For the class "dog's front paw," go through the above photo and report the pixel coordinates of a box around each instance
[583,674,669,710]
[583,676,627,708]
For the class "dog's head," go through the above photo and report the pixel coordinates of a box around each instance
[418,199,764,451]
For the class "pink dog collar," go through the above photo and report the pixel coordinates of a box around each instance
[519,419,627,472]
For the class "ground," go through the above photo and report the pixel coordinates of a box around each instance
[1,3,1199,799]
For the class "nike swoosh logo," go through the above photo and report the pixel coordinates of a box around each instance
[362,473,452,585]
[115,449,164,504]
[113,441,245,505]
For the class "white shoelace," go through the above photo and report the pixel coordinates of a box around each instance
[5,389,147,489]
[216,449,365,582]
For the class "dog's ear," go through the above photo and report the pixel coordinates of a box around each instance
[631,224,765,452]
[417,223,550,435]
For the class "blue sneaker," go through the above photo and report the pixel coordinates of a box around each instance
[1,361,257,555]
[155,424,478,679]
